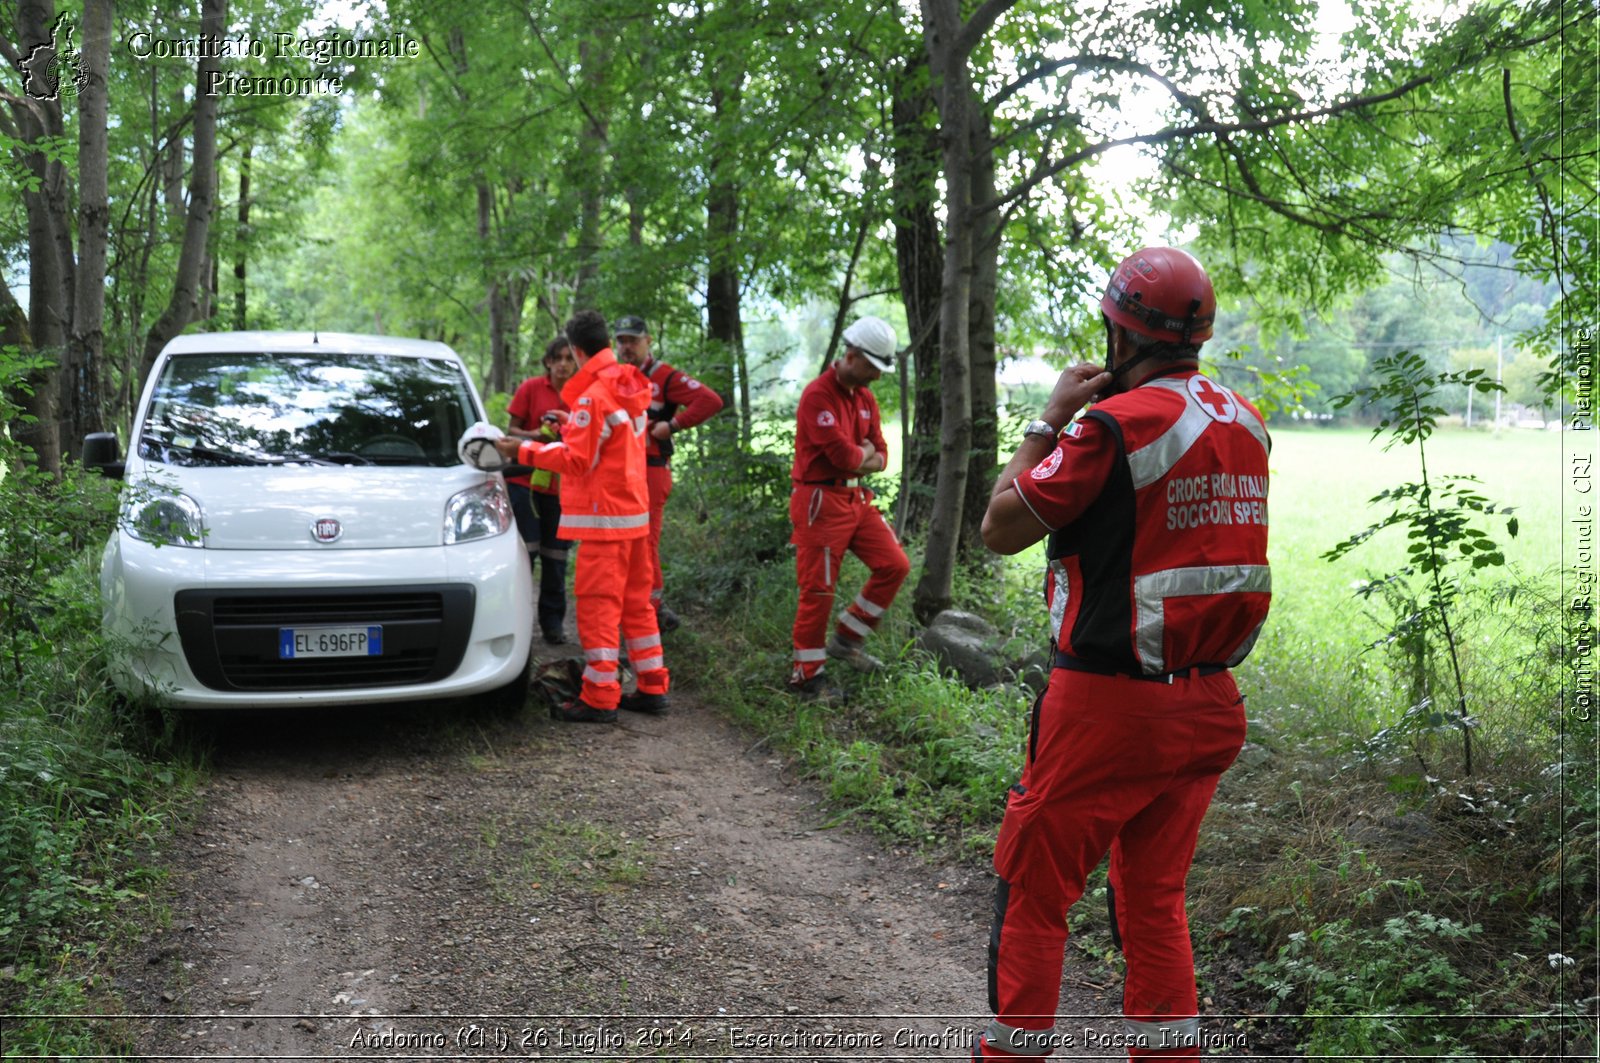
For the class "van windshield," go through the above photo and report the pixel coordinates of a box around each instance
[139,351,479,467]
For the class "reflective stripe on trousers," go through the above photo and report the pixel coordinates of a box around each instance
[572,537,669,707]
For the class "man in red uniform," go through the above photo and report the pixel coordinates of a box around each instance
[505,335,577,644]
[612,315,724,632]
[975,247,1271,1059]
[489,310,670,723]
[787,315,911,700]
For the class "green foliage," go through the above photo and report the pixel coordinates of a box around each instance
[664,420,796,603]
[664,489,1029,853]
[0,347,194,1050]
[1247,909,1484,1053]
[1324,351,1517,774]
[1163,2,1593,361]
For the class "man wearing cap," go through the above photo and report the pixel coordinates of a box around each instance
[612,315,725,632]
[786,315,911,699]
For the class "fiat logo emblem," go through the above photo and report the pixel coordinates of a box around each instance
[311,518,343,543]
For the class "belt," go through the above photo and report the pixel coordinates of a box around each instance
[647,456,670,468]
[1053,650,1227,684]
[801,477,861,488]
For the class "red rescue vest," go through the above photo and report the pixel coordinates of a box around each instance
[1046,372,1272,675]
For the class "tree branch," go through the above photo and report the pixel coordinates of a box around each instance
[521,12,609,144]
[990,53,1215,120]
[981,72,1437,215]
[1502,67,1567,305]
[955,0,1019,58]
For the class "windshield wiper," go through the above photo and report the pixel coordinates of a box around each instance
[141,432,282,467]
[295,451,373,466]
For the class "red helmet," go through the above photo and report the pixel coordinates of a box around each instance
[1100,247,1216,345]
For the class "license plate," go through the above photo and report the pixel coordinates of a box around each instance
[279,625,383,659]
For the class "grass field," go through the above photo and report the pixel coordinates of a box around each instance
[1240,425,1566,744]
[1266,425,1563,625]
[981,423,1568,745]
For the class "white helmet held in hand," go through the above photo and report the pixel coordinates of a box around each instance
[842,316,897,372]
[457,421,509,470]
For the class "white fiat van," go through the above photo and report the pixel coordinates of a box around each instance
[89,331,533,709]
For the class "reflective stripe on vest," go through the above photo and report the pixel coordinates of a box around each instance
[561,512,649,531]
[1048,557,1071,645]
[1133,564,1272,673]
[1128,377,1269,491]
[1044,371,1270,672]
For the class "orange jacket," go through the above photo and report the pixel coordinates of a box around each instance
[516,348,652,540]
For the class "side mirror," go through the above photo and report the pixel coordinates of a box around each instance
[82,432,125,480]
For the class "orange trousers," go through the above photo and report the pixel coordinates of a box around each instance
[572,537,670,709]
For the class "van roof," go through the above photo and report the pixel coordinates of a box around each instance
[161,331,461,361]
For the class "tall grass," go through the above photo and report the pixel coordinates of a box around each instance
[1252,426,1566,761]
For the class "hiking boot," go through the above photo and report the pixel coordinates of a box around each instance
[619,691,670,716]
[551,699,618,724]
[541,628,568,646]
[826,634,884,673]
[655,603,681,632]
[787,672,844,704]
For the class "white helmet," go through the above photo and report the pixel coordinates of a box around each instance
[842,316,897,372]
[457,421,509,470]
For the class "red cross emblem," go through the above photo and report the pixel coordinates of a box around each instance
[1186,376,1238,423]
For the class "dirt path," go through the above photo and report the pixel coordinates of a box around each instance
[121,646,1120,1061]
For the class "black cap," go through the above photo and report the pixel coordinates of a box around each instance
[614,315,649,337]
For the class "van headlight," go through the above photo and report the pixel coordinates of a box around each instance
[125,491,205,546]
[444,480,513,544]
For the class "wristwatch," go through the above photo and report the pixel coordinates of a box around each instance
[1022,418,1060,442]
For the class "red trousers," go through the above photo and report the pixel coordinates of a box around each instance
[788,485,909,679]
[572,537,670,710]
[980,667,1246,1060]
[645,463,672,603]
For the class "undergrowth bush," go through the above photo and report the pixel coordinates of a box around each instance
[0,348,197,1054]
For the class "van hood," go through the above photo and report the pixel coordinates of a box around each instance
[135,464,488,550]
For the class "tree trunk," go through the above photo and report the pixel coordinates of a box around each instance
[572,37,610,311]
[477,180,514,393]
[233,142,252,329]
[706,82,748,446]
[818,208,874,377]
[912,0,976,623]
[10,0,69,472]
[62,0,113,461]
[963,98,999,556]
[140,0,228,386]
[891,52,944,540]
